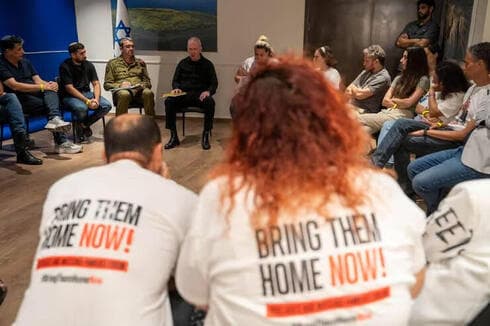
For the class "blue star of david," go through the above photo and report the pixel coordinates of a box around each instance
[114,20,131,43]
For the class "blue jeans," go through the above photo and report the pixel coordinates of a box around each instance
[372,118,461,195]
[62,92,111,126]
[408,147,490,214]
[377,120,396,165]
[0,93,26,136]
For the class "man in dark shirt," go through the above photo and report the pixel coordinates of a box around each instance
[0,83,42,164]
[396,0,439,49]
[0,35,81,154]
[59,42,111,142]
[164,37,218,150]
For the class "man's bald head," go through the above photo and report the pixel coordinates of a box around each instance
[187,37,202,61]
[104,115,161,161]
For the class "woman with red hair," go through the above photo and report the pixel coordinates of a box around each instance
[176,56,426,325]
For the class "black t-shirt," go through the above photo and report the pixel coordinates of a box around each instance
[59,58,98,98]
[400,19,439,47]
[0,56,38,92]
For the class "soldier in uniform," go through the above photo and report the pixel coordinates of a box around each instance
[104,37,155,116]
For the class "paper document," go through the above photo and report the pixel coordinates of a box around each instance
[161,91,187,98]
[110,84,141,92]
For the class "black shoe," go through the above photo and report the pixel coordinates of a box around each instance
[201,131,211,150]
[0,279,7,306]
[17,149,43,165]
[82,124,93,138]
[164,130,180,150]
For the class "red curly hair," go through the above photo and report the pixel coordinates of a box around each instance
[212,55,372,229]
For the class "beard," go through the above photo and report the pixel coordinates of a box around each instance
[418,11,429,20]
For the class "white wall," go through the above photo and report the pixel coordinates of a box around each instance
[483,0,490,41]
[74,0,305,118]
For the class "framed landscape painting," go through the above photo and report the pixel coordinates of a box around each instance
[112,0,217,51]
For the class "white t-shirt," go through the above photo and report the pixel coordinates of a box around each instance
[447,84,490,130]
[15,160,197,326]
[434,92,465,124]
[176,171,426,325]
[410,179,490,325]
[241,56,255,74]
[323,67,341,89]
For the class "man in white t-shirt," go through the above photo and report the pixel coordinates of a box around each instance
[15,115,197,326]
[409,179,490,325]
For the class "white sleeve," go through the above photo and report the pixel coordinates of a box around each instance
[404,198,427,273]
[423,184,476,263]
[175,233,211,306]
[437,92,464,119]
[175,181,222,306]
[467,88,490,120]
[332,68,341,89]
[411,218,427,273]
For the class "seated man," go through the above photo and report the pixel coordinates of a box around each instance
[0,84,42,164]
[59,42,111,142]
[345,44,391,114]
[164,37,218,150]
[14,115,197,326]
[103,37,155,117]
[409,179,490,325]
[0,35,81,154]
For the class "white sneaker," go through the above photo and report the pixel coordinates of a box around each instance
[55,141,83,154]
[45,117,71,132]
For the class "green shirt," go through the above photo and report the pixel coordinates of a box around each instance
[103,56,152,90]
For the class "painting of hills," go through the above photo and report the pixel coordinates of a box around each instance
[112,0,217,51]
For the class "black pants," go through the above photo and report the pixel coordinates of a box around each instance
[17,91,66,144]
[165,92,215,132]
[17,91,61,119]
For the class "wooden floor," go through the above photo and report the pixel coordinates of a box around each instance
[0,115,232,325]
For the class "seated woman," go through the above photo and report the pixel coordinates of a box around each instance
[407,42,490,214]
[234,35,273,85]
[312,45,341,89]
[231,35,274,118]
[372,61,469,181]
[176,56,426,325]
[376,43,441,163]
[359,46,430,134]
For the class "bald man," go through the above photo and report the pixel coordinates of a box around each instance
[15,115,197,326]
[164,37,218,150]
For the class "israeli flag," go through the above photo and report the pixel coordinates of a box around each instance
[113,0,131,56]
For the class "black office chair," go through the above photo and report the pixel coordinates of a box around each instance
[175,106,207,137]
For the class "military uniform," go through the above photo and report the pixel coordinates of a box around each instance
[104,56,155,116]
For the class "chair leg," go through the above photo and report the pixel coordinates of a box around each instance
[0,124,3,150]
[139,107,143,115]
[24,116,30,133]
[72,122,77,143]
[182,112,186,137]
[24,116,31,145]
